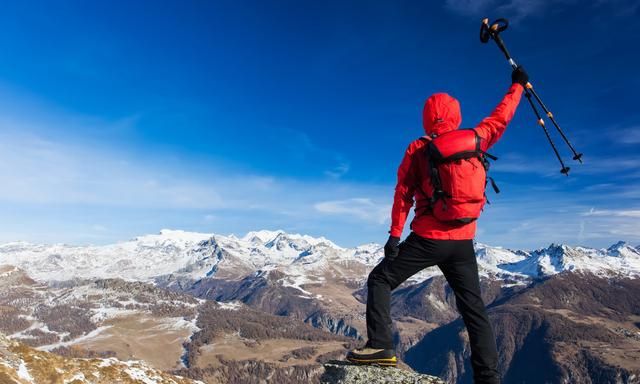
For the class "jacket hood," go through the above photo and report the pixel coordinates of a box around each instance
[422,93,462,136]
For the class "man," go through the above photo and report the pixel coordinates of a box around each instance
[347,67,528,384]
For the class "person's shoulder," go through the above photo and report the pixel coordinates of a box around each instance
[405,136,430,154]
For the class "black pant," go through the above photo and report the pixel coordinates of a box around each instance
[366,232,500,384]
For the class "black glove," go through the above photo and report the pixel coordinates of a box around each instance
[384,236,401,260]
[511,66,529,87]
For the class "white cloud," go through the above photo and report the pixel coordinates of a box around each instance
[0,132,225,209]
[493,151,640,178]
[444,0,496,16]
[444,0,606,22]
[0,131,386,215]
[314,198,391,224]
[610,126,640,145]
[324,162,351,179]
[580,209,640,241]
[0,127,395,246]
[444,0,550,20]
[583,208,640,218]
[479,201,640,249]
[496,0,550,21]
[445,0,638,21]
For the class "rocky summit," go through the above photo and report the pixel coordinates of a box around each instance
[320,361,445,384]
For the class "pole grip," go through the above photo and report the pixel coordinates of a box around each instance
[480,18,515,64]
[492,33,513,62]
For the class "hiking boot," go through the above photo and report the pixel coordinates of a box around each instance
[346,344,397,366]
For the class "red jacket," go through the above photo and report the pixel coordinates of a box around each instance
[389,83,524,239]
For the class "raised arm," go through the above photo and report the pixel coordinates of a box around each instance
[474,68,528,150]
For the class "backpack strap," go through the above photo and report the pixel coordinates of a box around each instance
[427,145,448,208]
[421,137,449,210]
[413,135,452,214]
[482,151,498,161]
[470,129,501,199]
[471,128,499,162]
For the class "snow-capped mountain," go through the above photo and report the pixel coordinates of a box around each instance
[498,242,640,279]
[0,230,638,288]
[1,231,639,384]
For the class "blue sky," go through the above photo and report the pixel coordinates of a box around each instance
[0,0,638,249]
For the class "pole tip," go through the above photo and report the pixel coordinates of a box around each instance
[561,167,570,176]
[573,153,584,163]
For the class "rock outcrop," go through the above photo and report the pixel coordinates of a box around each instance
[320,361,445,384]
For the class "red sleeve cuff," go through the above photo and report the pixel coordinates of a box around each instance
[389,228,402,238]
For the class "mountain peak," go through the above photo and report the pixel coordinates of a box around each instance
[244,230,339,249]
[606,240,640,259]
[607,240,628,251]
[546,243,569,252]
[135,229,213,245]
[242,229,285,243]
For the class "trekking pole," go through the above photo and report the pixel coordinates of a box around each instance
[524,92,570,175]
[525,83,583,163]
[480,18,583,174]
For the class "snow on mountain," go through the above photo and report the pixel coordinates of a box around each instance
[0,333,203,384]
[498,242,640,279]
[0,229,216,282]
[607,241,640,258]
[242,229,285,244]
[0,230,638,287]
[474,243,528,276]
[242,229,338,248]
[352,243,384,265]
[0,229,358,287]
[138,229,214,244]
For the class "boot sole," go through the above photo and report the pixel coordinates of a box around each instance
[346,356,397,367]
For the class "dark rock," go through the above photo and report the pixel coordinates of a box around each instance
[321,360,445,384]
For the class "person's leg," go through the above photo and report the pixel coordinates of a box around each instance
[365,233,447,349]
[438,240,500,384]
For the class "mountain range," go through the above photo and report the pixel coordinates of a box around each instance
[1,229,639,383]
[1,229,639,284]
